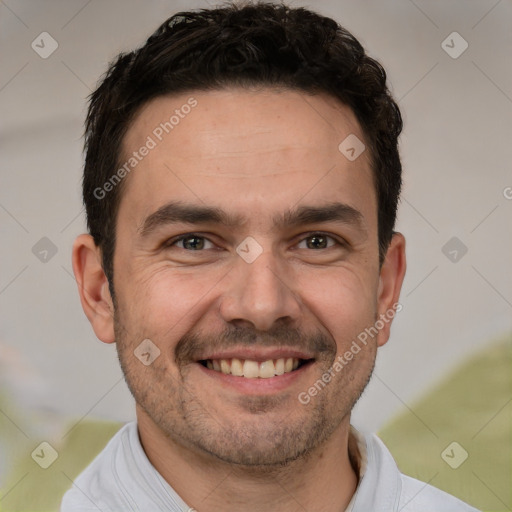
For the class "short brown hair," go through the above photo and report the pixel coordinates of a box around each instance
[83,2,403,292]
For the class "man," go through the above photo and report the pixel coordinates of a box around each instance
[62,2,479,511]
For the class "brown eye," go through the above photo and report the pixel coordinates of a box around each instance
[298,233,337,250]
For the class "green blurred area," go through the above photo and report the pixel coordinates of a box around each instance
[0,417,122,512]
[379,334,512,512]
[1,335,510,512]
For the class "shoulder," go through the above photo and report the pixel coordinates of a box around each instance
[353,431,480,512]
[398,473,480,511]
[60,422,137,512]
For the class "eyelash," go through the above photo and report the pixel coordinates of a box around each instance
[166,232,346,251]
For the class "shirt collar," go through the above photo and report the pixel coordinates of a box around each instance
[347,427,403,512]
[344,426,368,512]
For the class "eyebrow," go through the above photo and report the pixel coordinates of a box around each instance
[138,200,365,237]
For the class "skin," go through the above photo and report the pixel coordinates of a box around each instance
[73,88,406,512]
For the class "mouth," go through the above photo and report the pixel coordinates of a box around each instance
[199,357,312,379]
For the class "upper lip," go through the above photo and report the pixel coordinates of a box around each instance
[197,347,315,362]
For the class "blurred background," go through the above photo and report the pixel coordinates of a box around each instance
[1,1,511,511]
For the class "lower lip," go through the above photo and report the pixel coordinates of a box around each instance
[196,361,314,395]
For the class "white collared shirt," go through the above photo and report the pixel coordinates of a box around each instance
[61,422,480,511]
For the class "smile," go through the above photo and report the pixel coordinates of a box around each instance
[200,357,309,379]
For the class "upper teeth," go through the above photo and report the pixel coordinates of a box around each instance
[205,357,300,378]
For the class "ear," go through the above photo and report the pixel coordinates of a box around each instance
[376,232,406,347]
[72,234,115,344]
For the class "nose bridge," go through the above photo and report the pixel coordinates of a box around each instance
[220,247,301,330]
[244,249,283,296]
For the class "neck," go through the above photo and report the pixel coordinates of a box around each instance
[137,407,359,512]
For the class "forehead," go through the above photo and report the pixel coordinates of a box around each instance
[118,88,375,228]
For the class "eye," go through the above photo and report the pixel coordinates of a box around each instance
[170,234,215,251]
[296,233,339,250]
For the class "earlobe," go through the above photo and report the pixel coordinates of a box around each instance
[376,233,406,347]
[72,234,116,344]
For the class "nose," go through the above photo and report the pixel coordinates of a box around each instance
[219,250,302,331]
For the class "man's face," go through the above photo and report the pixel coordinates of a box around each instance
[112,88,386,465]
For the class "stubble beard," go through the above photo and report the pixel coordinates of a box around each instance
[114,311,377,469]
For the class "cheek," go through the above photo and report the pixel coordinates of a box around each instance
[117,264,226,339]
[296,268,378,348]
